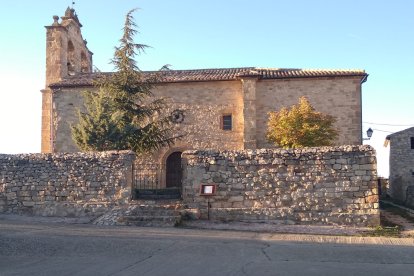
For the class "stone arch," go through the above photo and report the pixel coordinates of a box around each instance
[67,40,75,75]
[159,145,190,188]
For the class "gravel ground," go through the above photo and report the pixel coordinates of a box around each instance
[3,201,414,238]
[181,220,370,235]
[0,213,369,236]
[0,213,93,224]
[380,204,414,237]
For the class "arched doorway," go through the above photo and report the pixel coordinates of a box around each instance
[166,152,182,188]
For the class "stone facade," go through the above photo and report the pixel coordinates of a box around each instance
[181,146,379,226]
[48,74,365,189]
[387,127,414,208]
[0,151,135,216]
[52,80,245,153]
[255,78,363,148]
[49,76,363,153]
[41,9,367,168]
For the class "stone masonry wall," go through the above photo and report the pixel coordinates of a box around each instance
[388,127,414,207]
[153,81,244,151]
[256,77,363,148]
[182,145,379,226]
[1,147,380,226]
[52,81,244,153]
[0,151,135,217]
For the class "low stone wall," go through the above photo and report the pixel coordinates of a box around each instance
[182,146,379,226]
[0,151,135,216]
[1,146,380,226]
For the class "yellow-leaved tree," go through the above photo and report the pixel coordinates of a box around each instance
[266,96,339,148]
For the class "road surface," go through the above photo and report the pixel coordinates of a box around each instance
[0,218,413,276]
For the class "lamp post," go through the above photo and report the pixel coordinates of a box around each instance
[363,128,373,141]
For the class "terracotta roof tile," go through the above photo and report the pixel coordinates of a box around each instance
[49,67,367,88]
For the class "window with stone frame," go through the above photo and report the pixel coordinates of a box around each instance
[411,137,414,149]
[221,114,232,131]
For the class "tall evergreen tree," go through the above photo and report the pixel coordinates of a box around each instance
[71,90,123,151]
[72,9,177,153]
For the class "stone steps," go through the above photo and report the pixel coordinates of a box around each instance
[93,200,184,227]
[118,215,181,227]
[134,188,181,200]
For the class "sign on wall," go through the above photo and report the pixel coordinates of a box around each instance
[200,184,217,196]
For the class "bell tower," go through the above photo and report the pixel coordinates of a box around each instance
[41,7,93,152]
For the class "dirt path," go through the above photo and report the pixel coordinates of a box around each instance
[381,205,414,237]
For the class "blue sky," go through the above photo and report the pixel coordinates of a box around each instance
[0,0,413,177]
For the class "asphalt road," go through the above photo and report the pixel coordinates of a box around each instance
[1,219,414,276]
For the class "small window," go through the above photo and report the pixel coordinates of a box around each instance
[222,114,232,131]
[411,137,414,149]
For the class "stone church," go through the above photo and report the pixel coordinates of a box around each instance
[41,8,368,189]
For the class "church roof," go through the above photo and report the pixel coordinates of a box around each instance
[49,67,368,88]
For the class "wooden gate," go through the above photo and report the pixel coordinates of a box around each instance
[166,152,183,188]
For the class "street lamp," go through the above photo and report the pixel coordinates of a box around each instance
[363,128,373,140]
